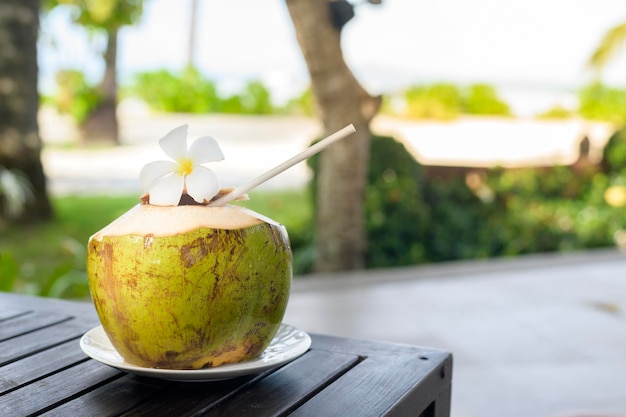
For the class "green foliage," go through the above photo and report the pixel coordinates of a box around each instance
[47,0,144,30]
[284,88,316,116]
[219,96,245,114]
[308,135,498,267]
[463,84,511,116]
[129,68,279,115]
[419,161,624,262]
[307,132,626,270]
[402,82,511,120]
[240,81,274,115]
[602,126,626,176]
[578,82,626,123]
[0,238,90,299]
[404,83,463,120]
[53,69,102,124]
[0,195,138,298]
[484,166,624,254]
[422,174,498,261]
[0,253,19,292]
[217,81,274,115]
[365,136,429,267]
[536,105,574,120]
[131,67,220,113]
[588,22,626,71]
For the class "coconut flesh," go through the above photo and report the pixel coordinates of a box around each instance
[87,202,292,369]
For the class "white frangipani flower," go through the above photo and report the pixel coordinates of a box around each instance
[140,125,224,206]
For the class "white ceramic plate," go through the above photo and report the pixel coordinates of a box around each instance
[80,323,311,382]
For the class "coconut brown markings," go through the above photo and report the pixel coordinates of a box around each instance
[179,234,211,268]
[88,241,108,330]
[243,322,269,356]
[86,203,292,370]
[155,310,184,367]
[267,226,292,316]
[202,338,256,368]
[153,337,250,369]
[178,228,248,269]
[91,240,136,355]
[263,280,281,316]
[100,242,127,326]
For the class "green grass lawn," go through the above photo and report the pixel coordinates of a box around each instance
[0,189,312,299]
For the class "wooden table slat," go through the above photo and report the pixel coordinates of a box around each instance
[384,355,453,417]
[204,349,361,417]
[0,311,72,341]
[0,293,453,416]
[0,359,122,416]
[289,351,450,417]
[0,320,88,366]
[120,349,359,417]
[40,374,172,417]
[0,309,32,322]
[0,339,88,394]
[119,374,263,417]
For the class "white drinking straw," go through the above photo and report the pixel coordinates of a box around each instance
[208,124,356,207]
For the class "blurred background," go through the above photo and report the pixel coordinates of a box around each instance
[2,1,626,416]
[3,0,625,295]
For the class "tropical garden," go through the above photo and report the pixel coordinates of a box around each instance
[2,0,626,299]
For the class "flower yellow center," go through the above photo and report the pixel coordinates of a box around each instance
[177,158,194,176]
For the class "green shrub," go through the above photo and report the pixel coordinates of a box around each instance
[401,82,511,120]
[404,83,463,120]
[53,69,102,124]
[421,174,497,261]
[131,67,220,113]
[463,83,511,116]
[0,239,89,299]
[578,82,626,123]
[308,135,493,268]
[306,132,626,271]
[284,87,316,116]
[365,136,430,267]
[536,105,574,120]
[483,164,621,255]
[240,81,274,115]
[129,68,280,115]
[602,126,626,175]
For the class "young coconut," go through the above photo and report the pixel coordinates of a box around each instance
[87,125,292,369]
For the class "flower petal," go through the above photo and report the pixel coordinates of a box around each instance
[186,166,220,203]
[139,161,178,191]
[148,174,185,206]
[159,125,189,161]
[188,136,225,164]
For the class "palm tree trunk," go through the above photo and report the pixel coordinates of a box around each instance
[83,27,119,144]
[286,0,381,272]
[0,0,53,222]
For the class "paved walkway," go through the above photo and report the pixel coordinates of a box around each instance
[285,249,626,417]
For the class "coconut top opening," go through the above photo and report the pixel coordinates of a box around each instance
[91,203,279,240]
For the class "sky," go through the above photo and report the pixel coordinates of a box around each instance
[38,0,626,115]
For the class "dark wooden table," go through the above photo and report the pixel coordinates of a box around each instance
[0,292,452,416]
